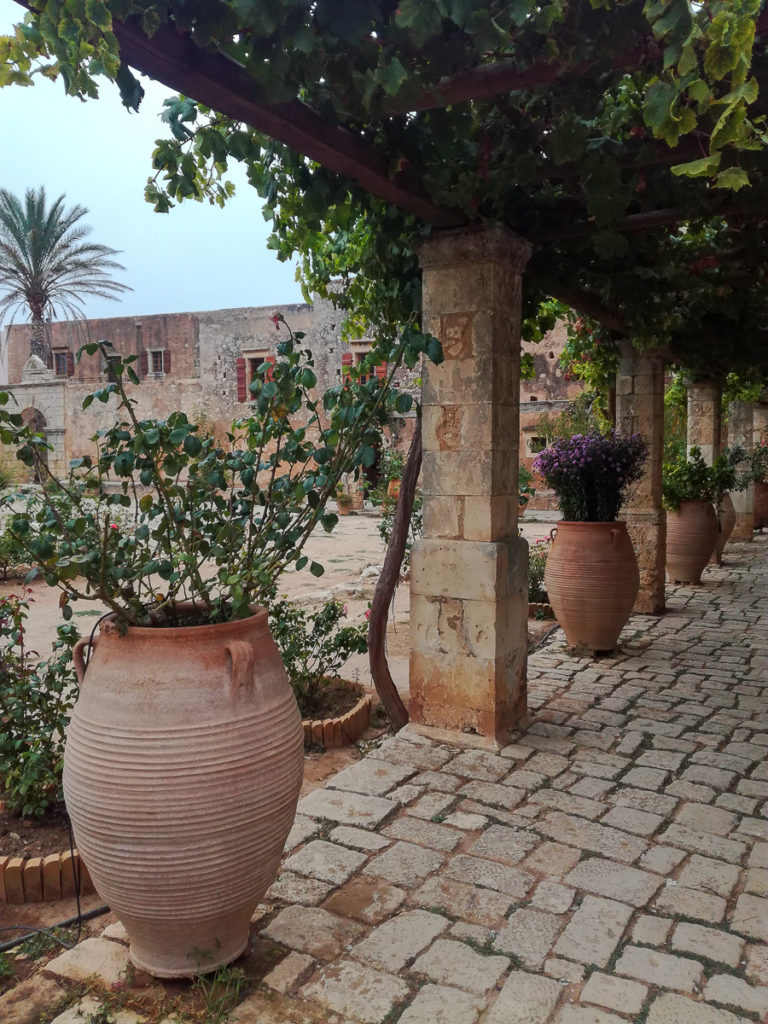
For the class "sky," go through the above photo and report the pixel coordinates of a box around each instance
[0,0,304,325]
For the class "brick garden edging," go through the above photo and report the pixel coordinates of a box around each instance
[302,685,374,748]
[528,601,555,618]
[0,849,96,905]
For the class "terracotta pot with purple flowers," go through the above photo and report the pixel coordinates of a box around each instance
[533,431,647,652]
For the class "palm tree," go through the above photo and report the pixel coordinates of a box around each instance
[0,187,130,362]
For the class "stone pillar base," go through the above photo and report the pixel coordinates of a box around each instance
[732,483,754,541]
[624,510,666,614]
[409,536,528,747]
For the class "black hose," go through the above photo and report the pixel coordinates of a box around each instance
[0,904,110,953]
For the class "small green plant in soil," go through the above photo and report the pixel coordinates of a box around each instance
[528,536,551,604]
[0,590,80,816]
[269,598,368,718]
[191,965,246,1024]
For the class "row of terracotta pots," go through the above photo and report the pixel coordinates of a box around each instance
[544,494,741,653]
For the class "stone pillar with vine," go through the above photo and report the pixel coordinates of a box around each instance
[616,344,666,615]
[409,225,531,746]
[687,379,722,466]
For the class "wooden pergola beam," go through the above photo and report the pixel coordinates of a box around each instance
[112,18,465,228]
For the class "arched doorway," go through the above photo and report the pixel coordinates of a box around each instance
[21,407,48,481]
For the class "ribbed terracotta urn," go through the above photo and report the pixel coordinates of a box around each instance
[544,521,639,652]
[666,500,718,584]
[755,481,768,529]
[711,492,736,565]
[63,608,304,978]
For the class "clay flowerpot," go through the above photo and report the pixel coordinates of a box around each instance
[755,481,768,529]
[387,479,401,500]
[666,500,718,584]
[337,498,352,516]
[544,521,639,652]
[711,492,736,565]
[63,609,304,978]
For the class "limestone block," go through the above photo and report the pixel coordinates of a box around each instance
[422,450,516,499]
[462,495,520,543]
[411,540,511,602]
[422,497,462,540]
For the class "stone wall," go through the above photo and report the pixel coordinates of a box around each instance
[1,299,421,481]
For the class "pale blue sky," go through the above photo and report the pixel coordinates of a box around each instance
[0,0,303,322]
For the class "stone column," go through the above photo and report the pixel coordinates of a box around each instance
[687,380,721,465]
[615,344,666,614]
[728,400,754,540]
[410,226,531,748]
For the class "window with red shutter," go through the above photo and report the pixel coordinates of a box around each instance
[236,357,247,402]
[163,348,171,375]
[266,354,276,381]
[140,351,149,378]
[66,351,75,378]
[375,362,387,380]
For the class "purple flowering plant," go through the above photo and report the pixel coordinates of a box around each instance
[533,430,648,522]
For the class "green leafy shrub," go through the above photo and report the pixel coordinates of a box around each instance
[0,520,27,580]
[753,440,768,484]
[528,537,551,604]
[0,590,80,816]
[711,445,748,496]
[2,326,401,627]
[269,599,368,718]
[518,465,535,509]
[662,446,717,511]
[377,489,423,572]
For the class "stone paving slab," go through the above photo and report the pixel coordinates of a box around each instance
[6,535,767,1024]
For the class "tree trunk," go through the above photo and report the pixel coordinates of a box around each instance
[367,421,421,733]
[29,314,50,363]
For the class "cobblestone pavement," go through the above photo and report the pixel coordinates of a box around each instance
[4,535,767,1024]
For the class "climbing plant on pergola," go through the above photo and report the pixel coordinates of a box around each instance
[3,1,768,375]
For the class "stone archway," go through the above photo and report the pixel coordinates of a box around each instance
[21,407,49,480]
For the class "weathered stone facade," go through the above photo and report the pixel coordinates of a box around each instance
[0,299,419,480]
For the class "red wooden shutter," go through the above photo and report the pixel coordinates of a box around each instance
[341,352,353,381]
[140,351,149,378]
[266,354,276,381]
[375,361,387,380]
[163,348,171,375]
[46,351,53,370]
[66,351,75,377]
[236,357,247,401]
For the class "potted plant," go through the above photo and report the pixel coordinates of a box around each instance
[1,325,392,978]
[533,430,647,651]
[518,464,535,517]
[336,483,354,515]
[710,445,747,563]
[662,446,719,583]
[752,439,768,529]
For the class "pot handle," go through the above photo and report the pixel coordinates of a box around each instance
[226,640,254,702]
[72,636,94,686]
[610,527,620,545]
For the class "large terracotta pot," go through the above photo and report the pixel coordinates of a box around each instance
[666,500,718,584]
[63,608,304,978]
[387,479,401,500]
[544,521,639,652]
[755,481,768,529]
[711,492,736,565]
